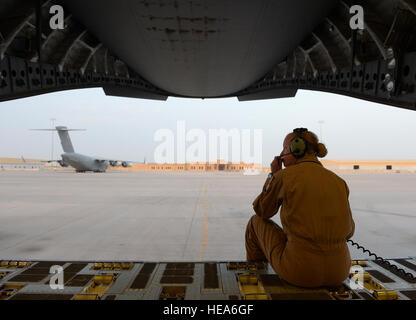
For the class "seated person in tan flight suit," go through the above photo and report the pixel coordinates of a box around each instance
[245,128,355,288]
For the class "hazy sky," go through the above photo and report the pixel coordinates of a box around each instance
[1,88,416,166]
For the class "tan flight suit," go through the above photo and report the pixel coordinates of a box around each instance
[245,153,355,288]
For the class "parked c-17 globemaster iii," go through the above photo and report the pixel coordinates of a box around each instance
[31,126,133,172]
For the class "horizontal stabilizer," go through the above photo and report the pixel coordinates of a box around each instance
[30,126,86,153]
[30,128,86,131]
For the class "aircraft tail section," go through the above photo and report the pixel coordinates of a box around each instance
[30,126,86,154]
[56,126,75,153]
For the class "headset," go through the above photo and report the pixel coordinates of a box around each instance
[290,128,308,158]
[278,128,308,160]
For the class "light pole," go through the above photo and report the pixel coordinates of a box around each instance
[318,120,325,142]
[50,118,56,163]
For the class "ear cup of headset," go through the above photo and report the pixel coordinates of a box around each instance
[290,137,307,158]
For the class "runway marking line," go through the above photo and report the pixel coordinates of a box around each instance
[196,186,215,260]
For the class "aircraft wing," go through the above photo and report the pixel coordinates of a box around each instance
[40,159,70,167]
[40,160,62,163]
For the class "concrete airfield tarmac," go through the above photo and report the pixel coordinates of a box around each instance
[0,170,415,261]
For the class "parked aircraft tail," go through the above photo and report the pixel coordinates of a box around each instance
[30,126,86,153]
[56,126,75,153]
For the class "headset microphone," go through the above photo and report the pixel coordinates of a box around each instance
[277,152,292,160]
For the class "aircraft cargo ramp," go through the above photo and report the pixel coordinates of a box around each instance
[1,259,416,300]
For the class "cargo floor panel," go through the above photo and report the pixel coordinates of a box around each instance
[0,259,415,300]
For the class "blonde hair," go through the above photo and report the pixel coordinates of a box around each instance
[297,130,328,158]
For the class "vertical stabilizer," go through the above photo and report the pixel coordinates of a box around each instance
[56,126,75,153]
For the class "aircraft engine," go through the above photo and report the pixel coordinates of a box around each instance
[109,160,118,167]
[57,160,69,167]
[121,161,131,168]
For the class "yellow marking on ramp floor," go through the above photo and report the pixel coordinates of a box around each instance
[197,186,214,260]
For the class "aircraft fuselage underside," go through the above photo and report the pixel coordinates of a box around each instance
[0,0,415,110]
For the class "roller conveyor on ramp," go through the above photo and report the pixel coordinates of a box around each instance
[1,259,416,300]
